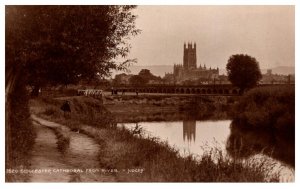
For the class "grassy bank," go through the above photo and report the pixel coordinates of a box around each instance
[29,96,279,182]
[229,85,295,167]
[233,85,294,136]
[103,94,236,122]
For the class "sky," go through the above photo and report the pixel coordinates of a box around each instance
[125,6,295,69]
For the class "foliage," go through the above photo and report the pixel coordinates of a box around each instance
[6,77,36,182]
[113,69,162,86]
[30,96,115,129]
[129,75,148,86]
[113,73,129,86]
[227,85,296,167]
[226,54,262,93]
[233,86,294,137]
[138,69,160,82]
[6,5,140,95]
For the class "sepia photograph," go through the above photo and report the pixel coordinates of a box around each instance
[5,3,295,183]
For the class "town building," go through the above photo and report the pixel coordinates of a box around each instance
[165,42,219,84]
[260,69,294,84]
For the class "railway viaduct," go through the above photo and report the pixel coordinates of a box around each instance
[110,84,240,95]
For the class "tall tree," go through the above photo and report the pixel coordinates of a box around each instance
[138,69,157,81]
[226,54,262,94]
[6,5,140,96]
[5,5,140,177]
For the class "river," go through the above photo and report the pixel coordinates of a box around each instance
[118,120,294,182]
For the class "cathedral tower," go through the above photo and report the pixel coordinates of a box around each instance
[183,42,197,70]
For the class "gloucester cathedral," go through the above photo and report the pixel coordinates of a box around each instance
[165,42,219,84]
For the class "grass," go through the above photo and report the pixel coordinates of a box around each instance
[52,127,70,155]
[93,126,278,182]
[104,95,235,122]
[29,95,280,182]
[30,96,115,129]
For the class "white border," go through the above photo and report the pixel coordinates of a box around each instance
[1,0,298,5]
[1,1,298,189]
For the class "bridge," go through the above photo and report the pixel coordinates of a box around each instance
[108,84,293,96]
[109,84,240,95]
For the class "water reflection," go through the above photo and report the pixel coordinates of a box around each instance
[118,119,294,181]
[119,119,295,169]
[118,120,231,156]
[226,120,295,168]
[183,121,196,143]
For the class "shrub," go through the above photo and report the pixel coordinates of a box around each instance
[234,86,294,131]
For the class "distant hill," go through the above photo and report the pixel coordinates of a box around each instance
[262,66,295,75]
[219,66,294,76]
[112,65,294,77]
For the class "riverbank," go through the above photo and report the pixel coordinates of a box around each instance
[229,85,295,167]
[103,94,238,122]
[29,96,279,182]
[29,115,115,182]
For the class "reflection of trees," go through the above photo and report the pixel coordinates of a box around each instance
[183,120,196,143]
[226,120,295,167]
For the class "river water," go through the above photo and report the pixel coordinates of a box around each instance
[118,120,294,182]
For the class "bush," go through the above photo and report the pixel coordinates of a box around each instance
[234,85,294,135]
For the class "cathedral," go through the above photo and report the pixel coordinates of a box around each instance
[165,42,219,84]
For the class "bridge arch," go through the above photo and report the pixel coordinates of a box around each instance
[113,85,239,96]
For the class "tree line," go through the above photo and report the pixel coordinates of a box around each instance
[6,5,140,96]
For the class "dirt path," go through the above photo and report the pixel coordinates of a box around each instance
[29,115,115,182]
